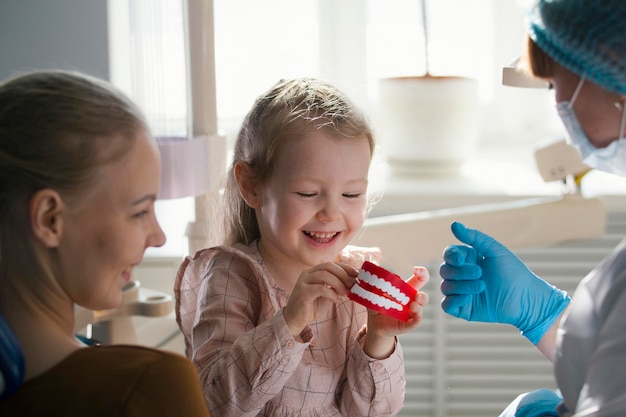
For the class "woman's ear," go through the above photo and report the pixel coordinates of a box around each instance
[30,189,65,248]
[234,161,261,208]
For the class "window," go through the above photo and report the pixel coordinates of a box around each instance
[109,0,625,257]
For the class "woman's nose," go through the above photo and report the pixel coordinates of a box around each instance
[148,219,167,248]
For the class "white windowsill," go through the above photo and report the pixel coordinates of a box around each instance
[369,140,626,217]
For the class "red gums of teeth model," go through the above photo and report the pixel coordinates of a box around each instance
[348,261,417,322]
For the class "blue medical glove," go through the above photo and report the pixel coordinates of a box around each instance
[439,222,570,344]
[499,388,561,417]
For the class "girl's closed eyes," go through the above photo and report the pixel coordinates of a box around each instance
[294,191,365,199]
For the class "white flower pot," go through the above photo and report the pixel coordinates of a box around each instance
[377,75,480,176]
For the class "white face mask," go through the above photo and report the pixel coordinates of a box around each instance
[556,78,626,176]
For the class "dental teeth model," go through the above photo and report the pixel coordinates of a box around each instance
[348,261,416,322]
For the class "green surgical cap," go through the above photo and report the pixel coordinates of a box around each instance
[527,0,626,95]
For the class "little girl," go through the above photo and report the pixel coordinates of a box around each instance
[175,78,429,416]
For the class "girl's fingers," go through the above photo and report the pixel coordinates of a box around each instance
[311,262,358,292]
[415,291,429,307]
[406,266,430,291]
[333,261,359,279]
[404,292,429,326]
[295,263,356,299]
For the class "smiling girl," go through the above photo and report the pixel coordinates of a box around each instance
[175,78,429,416]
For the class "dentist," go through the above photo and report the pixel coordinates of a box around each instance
[440,0,626,416]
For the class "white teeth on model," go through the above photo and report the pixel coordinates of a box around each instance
[350,284,403,311]
[358,270,410,305]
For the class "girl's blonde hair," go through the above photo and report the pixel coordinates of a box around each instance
[222,78,375,246]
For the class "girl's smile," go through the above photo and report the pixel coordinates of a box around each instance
[302,230,341,244]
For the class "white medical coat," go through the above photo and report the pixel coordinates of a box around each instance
[555,239,626,416]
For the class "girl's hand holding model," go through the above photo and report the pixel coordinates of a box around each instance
[284,261,429,359]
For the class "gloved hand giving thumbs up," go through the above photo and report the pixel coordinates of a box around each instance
[439,222,571,344]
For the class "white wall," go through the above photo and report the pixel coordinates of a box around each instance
[0,0,109,81]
